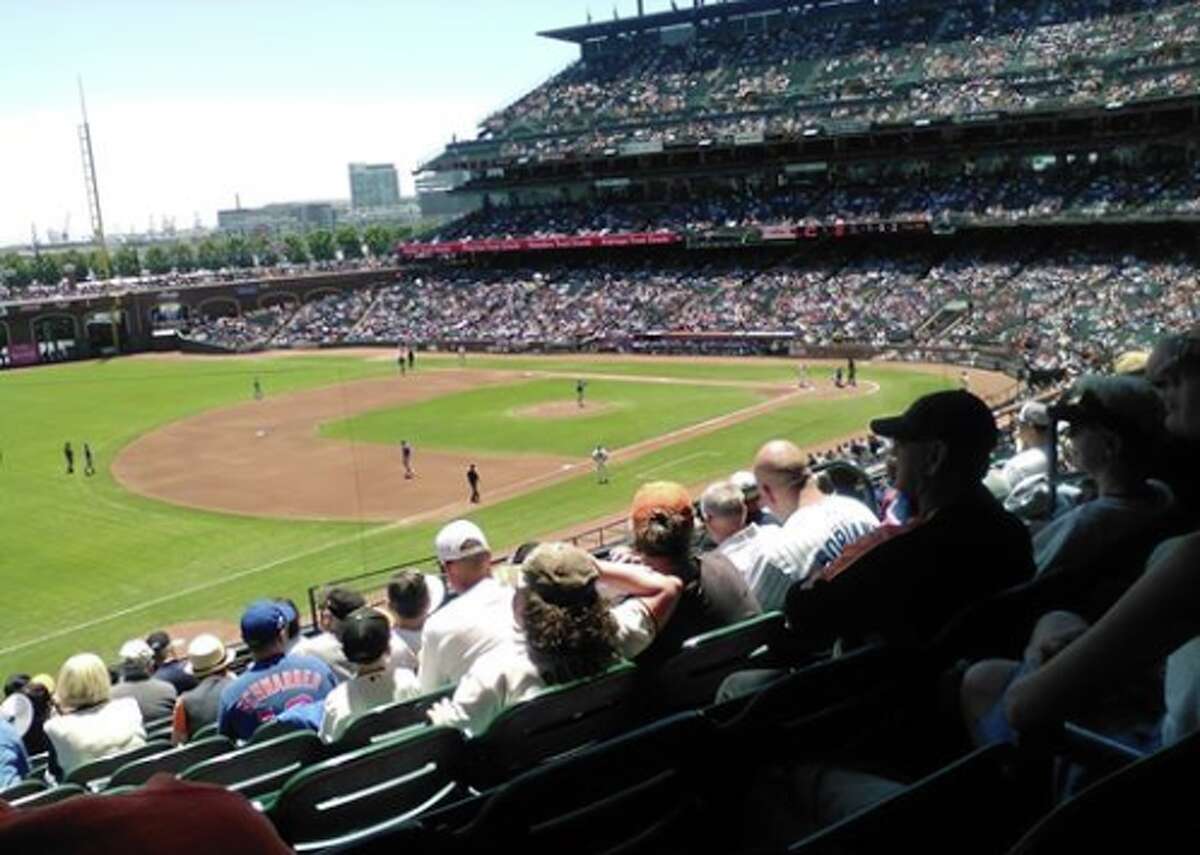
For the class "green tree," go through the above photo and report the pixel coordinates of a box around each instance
[282,234,309,264]
[171,242,196,272]
[223,234,253,268]
[28,253,60,285]
[335,225,362,260]
[196,238,226,270]
[60,249,87,283]
[88,249,113,280]
[251,235,279,267]
[144,245,172,275]
[113,245,141,278]
[363,224,392,258]
[307,229,335,262]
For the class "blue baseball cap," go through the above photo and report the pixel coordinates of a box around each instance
[241,600,287,646]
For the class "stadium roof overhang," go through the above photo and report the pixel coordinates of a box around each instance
[538,0,888,44]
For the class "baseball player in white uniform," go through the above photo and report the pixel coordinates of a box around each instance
[591,445,610,485]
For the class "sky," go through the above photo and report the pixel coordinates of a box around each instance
[0,0,682,247]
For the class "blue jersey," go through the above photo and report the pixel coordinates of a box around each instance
[217,653,336,741]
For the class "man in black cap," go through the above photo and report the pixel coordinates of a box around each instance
[785,390,1035,647]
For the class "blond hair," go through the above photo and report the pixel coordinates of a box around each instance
[56,653,112,711]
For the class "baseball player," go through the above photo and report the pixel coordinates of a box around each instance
[398,346,407,376]
[847,357,857,387]
[457,345,466,366]
[401,440,414,479]
[83,442,96,477]
[835,367,844,388]
[960,369,971,391]
[797,363,810,389]
[466,464,481,503]
[591,445,610,485]
[63,441,74,475]
[576,378,587,408]
[407,348,415,370]
[253,376,264,401]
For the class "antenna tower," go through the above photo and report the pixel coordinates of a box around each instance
[77,76,106,249]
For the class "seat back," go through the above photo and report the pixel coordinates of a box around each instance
[272,726,469,852]
[250,717,304,744]
[453,711,724,855]
[190,722,219,742]
[337,688,453,749]
[0,779,47,802]
[789,744,1037,854]
[470,661,638,785]
[107,735,235,788]
[652,611,786,712]
[11,783,86,808]
[180,730,326,799]
[65,740,172,791]
[1007,728,1200,854]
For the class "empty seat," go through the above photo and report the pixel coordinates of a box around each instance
[469,661,639,786]
[336,688,453,749]
[651,611,786,711]
[271,726,471,851]
[107,735,235,788]
[0,779,47,803]
[65,741,172,792]
[10,783,86,809]
[180,730,326,803]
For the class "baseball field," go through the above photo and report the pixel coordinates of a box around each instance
[0,350,1011,678]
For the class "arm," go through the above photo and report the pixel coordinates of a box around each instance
[1005,533,1200,733]
[595,559,684,630]
[417,626,446,693]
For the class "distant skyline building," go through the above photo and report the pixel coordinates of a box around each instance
[348,163,400,210]
[217,201,339,235]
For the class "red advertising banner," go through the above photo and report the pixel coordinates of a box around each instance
[9,343,40,367]
[400,231,683,258]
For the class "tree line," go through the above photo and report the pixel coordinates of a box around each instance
[0,223,412,289]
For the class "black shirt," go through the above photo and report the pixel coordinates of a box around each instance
[785,485,1034,647]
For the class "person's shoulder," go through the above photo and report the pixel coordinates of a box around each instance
[282,652,335,676]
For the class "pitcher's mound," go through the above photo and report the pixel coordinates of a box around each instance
[514,401,618,419]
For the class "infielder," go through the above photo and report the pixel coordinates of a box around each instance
[253,376,264,401]
[401,440,415,479]
[83,443,96,477]
[576,378,587,408]
[466,463,481,503]
[591,445,610,484]
[63,441,74,475]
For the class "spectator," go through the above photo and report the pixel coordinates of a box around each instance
[731,469,780,527]
[291,587,368,682]
[963,327,1200,749]
[0,702,29,791]
[319,608,421,743]
[787,390,1035,647]
[625,481,760,667]
[0,774,292,854]
[275,599,303,653]
[992,401,1053,498]
[170,634,235,745]
[44,653,146,779]
[18,678,54,757]
[700,479,791,611]
[111,639,178,722]
[753,439,880,585]
[428,541,681,736]
[418,520,514,692]
[387,570,444,671]
[146,632,198,695]
[1033,375,1174,575]
[217,601,336,741]
[2,675,28,699]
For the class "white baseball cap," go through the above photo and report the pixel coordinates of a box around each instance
[435,519,491,563]
[730,470,759,499]
[1017,401,1050,428]
[118,639,155,671]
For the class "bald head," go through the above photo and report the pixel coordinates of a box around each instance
[753,440,812,520]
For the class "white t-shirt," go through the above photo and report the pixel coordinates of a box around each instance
[418,577,515,693]
[1033,481,1175,574]
[715,524,792,611]
[427,599,655,737]
[768,495,881,584]
[999,447,1049,495]
[390,627,422,672]
[44,697,146,778]
[319,663,421,743]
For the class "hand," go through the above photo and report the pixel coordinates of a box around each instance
[1025,626,1087,667]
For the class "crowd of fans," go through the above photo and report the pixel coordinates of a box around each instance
[464,0,1200,161]
[5,324,1199,849]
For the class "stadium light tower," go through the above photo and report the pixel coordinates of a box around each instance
[77,75,106,249]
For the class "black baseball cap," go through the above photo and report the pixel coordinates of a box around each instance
[870,390,997,452]
[338,608,391,664]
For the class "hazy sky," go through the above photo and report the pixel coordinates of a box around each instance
[0,0,679,246]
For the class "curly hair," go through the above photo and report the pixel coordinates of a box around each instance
[633,508,693,559]
[522,591,620,686]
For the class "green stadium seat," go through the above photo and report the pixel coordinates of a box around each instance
[190,722,219,742]
[651,611,786,712]
[65,740,172,792]
[180,730,326,803]
[469,660,639,786]
[249,717,305,744]
[10,783,86,808]
[0,778,47,802]
[336,687,452,749]
[106,735,235,788]
[270,726,470,852]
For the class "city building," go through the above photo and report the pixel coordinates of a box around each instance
[217,201,338,235]
[348,163,401,210]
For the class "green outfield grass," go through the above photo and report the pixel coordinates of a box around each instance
[321,378,765,456]
[0,353,953,677]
